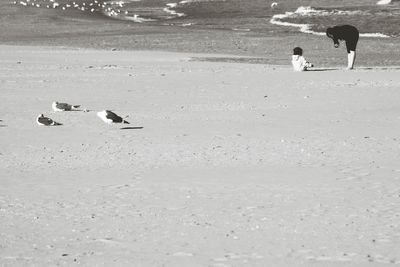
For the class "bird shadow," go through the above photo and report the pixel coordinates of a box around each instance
[0,125,7,127]
[54,109,85,112]
[120,126,144,130]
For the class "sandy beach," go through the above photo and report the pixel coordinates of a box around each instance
[1,45,400,266]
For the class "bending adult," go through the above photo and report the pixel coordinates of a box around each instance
[326,25,359,70]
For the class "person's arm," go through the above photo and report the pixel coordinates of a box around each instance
[302,57,313,69]
[333,37,339,48]
[330,28,340,47]
[305,61,313,68]
[299,57,313,70]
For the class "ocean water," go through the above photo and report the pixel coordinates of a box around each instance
[12,0,400,37]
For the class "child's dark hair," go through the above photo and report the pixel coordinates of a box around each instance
[293,47,303,56]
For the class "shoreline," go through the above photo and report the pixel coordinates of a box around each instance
[3,43,400,70]
[1,2,400,67]
[1,22,399,67]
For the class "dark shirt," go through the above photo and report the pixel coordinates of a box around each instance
[328,25,359,45]
[328,25,359,52]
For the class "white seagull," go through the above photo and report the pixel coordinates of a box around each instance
[36,114,62,126]
[97,110,130,124]
[52,101,81,111]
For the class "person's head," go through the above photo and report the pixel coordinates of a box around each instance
[326,27,334,39]
[293,47,303,56]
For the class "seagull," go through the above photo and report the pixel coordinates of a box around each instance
[97,110,129,124]
[36,114,62,126]
[271,2,278,8]
[52,101,81,111]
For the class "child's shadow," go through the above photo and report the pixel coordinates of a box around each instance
[308,68,340,72]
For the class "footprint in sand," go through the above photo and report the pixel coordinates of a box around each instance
[101,64,120,69]
[172,252,194,257]
[92,238,125,246]
[213,252,263,263]
[339,168,371,180]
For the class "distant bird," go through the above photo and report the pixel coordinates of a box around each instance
[97,110,129,124]
[271,2,278,8]
[36,114,62,126]
[52,101,81,111]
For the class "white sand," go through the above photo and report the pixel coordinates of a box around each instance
[1,45,400,266]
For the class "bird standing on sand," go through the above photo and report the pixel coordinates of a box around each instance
[36,114,62,126]
[97,110,130,124]
[52,101,81,111]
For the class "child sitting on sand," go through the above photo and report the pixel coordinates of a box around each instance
[291,47,313,71]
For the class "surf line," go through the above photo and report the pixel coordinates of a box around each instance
[101,1,186,22]
[270,6,390,38]
[163,3,186,18]
[102,0,157,22]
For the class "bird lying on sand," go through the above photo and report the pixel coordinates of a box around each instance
[97,110,129,124]
[36,114,62,126]
[52,101,81,111]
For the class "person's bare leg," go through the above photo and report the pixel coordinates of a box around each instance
[347,50,356,70]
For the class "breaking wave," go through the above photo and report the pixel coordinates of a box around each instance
[270,6,391,38]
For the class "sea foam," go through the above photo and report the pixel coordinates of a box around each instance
[163,2,186,18]
[376,0,392,5]
[270,6,391,38]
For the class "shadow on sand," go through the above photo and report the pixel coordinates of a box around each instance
[308,67,400,71]
[358,67,400,70]
[120,126,144,130]
[308,68,340,72]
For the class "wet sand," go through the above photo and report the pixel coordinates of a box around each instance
[1,1,400,67]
